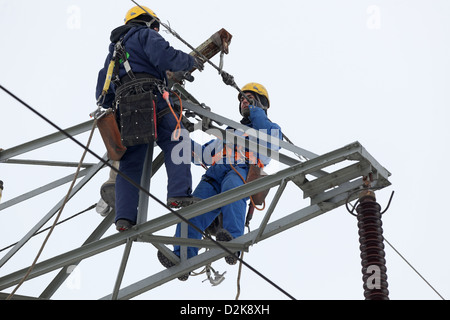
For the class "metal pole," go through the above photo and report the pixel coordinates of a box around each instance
[112,238,133,300]
[137,143,154,225]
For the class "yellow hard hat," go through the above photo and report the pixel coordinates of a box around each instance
[238,82,270,108]
[124,5,158,24]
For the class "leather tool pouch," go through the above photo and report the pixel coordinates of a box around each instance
[246,164,270,205]
[97,111,127,161]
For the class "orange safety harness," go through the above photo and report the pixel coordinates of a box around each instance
[211,143,266,211]
[211,145,264,169]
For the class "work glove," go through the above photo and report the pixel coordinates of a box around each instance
[193,56,205,71]
[241,99,266,118]
[171,71,195,83]
[250,99,265,110]
[241,105,250,118]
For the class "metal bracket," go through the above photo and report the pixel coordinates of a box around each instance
[203,265,226,286]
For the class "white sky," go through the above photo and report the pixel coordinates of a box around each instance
[0,0,449,300]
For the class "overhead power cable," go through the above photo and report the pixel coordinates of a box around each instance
[384,238,445,300]
[0,84,296,300]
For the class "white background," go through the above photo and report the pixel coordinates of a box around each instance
[0,0,449,300]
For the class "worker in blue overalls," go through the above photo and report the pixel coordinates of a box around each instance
[95,6,204,231]
[158,83,282,280]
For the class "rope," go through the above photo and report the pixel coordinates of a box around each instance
[235,251,244,300]
[168,90,184,141]
[6,119,98,300]
[228,160,266,211]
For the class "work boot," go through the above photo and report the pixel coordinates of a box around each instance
[157,250,189,281]
[216,228,240,265]
[115,219,133,232]
[167,196,201,209]
[100,183,115,209]
[95,198,111,217]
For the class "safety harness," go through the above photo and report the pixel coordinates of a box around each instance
[211,144,264,169]
[96,28,187,153]
[206,134,269,212]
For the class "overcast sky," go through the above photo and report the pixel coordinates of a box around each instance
[1,0,449,300]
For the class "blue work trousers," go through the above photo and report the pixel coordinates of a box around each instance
[115,98,192,224]
[174,164,249,259]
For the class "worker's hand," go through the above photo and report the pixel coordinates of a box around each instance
[249,99,265,110]
[193,56,205,71]
[172,71,195,83]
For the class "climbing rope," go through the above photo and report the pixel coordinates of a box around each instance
[235,251,245,300]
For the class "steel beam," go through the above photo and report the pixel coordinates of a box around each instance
[254,179,288,243]
[1,159,95,168]
[183,100,319,161]
[0,167,92,212]
[0,120,94,162]
[138,235,248,252]
[112,238,133,300]
[137,144,154,225]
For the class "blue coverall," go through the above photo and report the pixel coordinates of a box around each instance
[95,24,195,225]
[173,105,282,259]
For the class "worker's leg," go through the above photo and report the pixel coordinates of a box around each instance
[156,108,192,200]
[174,177,221,258]
[115,144,148,225]
[220,166,249,239]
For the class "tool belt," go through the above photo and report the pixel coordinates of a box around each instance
[115,74,161,147]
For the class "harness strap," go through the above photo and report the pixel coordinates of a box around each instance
[157,103,180,119]
[115,77,161,98]
[112,38,136,88]
[212,145,264,168]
